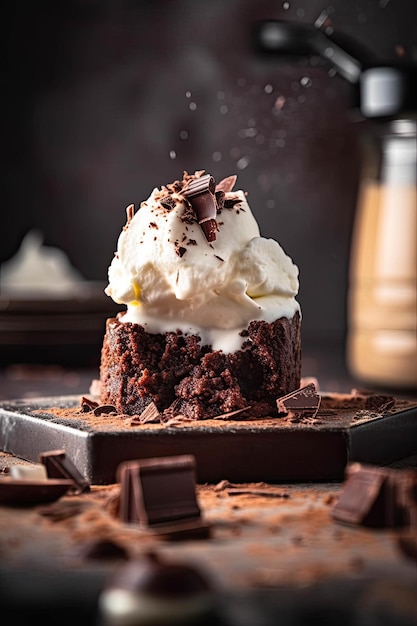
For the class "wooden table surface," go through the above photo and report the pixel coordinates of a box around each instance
[1,343,416,625]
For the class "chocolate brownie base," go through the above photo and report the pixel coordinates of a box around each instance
[99,311,301,419]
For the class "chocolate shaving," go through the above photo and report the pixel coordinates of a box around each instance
[80,396,99,412]
[215,190,225,209]
[183,173,216,197]
[131,401,161,425]
[39,449,90,494]
[160,196,176,211]
[226,488,290,498]
[215,175,237,193]
[182,173,218,242]
[163,414,195,428]
[93,404,117,416]
[126,204,135,223]
[213,406,251,420]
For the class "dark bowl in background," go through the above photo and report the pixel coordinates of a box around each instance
[0,283,122,367]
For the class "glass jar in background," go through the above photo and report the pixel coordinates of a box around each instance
[347,118,417,388]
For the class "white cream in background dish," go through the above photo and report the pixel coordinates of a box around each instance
[105,173,300,352]
[0,230,88,298]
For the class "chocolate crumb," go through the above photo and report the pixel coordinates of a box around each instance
[176,246,187,257]
[74,538,129,561]
[214,255,224,262]
[160,196,176,211]
[224,197,241,209]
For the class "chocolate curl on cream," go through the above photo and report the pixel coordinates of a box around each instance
[182,173,218,242]
[215,175,237,193]
[126,204,135,223]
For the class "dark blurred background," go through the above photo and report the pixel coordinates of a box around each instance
[3,0,416,355]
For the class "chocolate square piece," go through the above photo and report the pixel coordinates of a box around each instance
[276,383,321,419]
[117,454,204,528]
[39,449,90,494]
[332,463,416,528]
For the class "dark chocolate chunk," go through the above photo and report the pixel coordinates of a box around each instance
[331,463,417,528]
[117,455,203,528]
[39,449,90,494]
[176,246,187,257]
[223,197,241,209]
[200,218,218,242]
[277,383,321,418]
[0,478,73,506]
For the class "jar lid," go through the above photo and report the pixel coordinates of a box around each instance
[253,20,417,119]
[358,63,417,119]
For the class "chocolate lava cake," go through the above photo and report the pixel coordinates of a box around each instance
[99,311,301,420]
[99,170,302,420]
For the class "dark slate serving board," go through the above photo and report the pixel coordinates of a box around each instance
[0,395,416,484]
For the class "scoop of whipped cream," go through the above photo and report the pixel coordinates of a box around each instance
[105,171,300,351]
